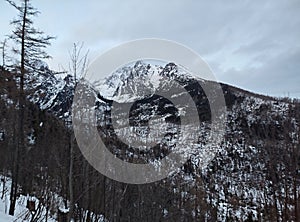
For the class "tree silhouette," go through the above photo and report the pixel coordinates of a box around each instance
[6,0,54,216]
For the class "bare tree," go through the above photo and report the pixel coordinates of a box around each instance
[6,0,54,216]
[69,42,89,83]
[67,42,89,222]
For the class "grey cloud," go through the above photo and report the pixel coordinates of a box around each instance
[220,46,300,98]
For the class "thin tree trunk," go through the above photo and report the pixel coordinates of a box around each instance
[68,134,74,222]
[294,177,298,221]
[1,175,5,199]
[9,0,27,216]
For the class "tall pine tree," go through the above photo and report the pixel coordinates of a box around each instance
[6,0,54,215]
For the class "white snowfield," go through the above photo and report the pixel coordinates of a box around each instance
[0,211,14,222]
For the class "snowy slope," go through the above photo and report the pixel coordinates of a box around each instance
[0,177,58,222]
[93,61,300,221]
[0,60,299,221]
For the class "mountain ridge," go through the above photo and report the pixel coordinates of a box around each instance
[0,61,299,221]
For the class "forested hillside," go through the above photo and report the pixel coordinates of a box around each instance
[0,61,299,221]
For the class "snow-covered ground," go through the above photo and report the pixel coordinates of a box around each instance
[0,211,15,222]
[0,176,57,222]
[0,176,107,222]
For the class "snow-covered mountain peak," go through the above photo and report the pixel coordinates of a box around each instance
[98,61,194,103]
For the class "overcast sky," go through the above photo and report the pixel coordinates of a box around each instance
[1,0,300,98]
